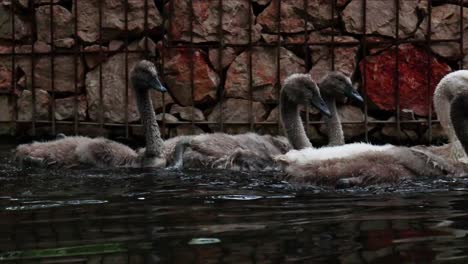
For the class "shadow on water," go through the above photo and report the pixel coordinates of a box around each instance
[1,145,468,263]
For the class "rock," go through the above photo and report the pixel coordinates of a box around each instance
[381,117,419,142]
[0,96,12,121]
[170,104,205,121]
[109,40,124,51]
[54,95,87,121]
[257,0,336,34]
[253,0,271,5]
[84,45,109,70]
[266,106,279,122]
[423,123,448,143]
[360,44,451,116]
[35,5,73,45]
[166,0,261,44]
[209,47,238,71]
[170,124,204,137]
[54,38,75,48]
[207,98,268,133]
[0,5,31,41]
[34,55,85,93]
[308,33,359,81]
[0,64,12,91]
[86,38,165,123]
[417,4,468,59]
[343,0,422,38]
[75,0,162,43]
[319,104,371,139]
[17,89,50,121]
[163,48,219,106]
[151,91,175,112]
[225,47,305,103]
[155,113,178,123]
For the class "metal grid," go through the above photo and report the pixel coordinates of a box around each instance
[0,0,465,144]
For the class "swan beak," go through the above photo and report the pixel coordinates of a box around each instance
[150,78,167,93]
[347,89,363,103]
[310,96,331,117]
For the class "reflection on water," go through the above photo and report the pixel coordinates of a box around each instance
[0,145,468,263]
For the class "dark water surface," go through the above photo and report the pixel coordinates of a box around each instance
[1,145,468,263]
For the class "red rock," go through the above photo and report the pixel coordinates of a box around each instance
[0,64,12,91]
[163,48,219,106]
[224,47,305,103]
[343,0,422,38]
[360,44,451,117]
[208,47,238,71]
[166,0,261,44]
[257,0,335,34]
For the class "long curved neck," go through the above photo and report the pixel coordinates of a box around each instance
[134,87,164,157]
[450,95,468,156]
[434,86,457,143]
[323,96,344,146]
[280,90,312,150]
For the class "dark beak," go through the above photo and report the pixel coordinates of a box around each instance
[347,89,363,103]
[310,96,331,118]
[150,77,167,93]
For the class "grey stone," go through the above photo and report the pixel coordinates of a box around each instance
[36,5,73,45]
[54,95,87,121]
[0,5,31,41]
[170,104,205,121]
[17,89,50,121]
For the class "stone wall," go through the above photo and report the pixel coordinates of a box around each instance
[0,0,464,144]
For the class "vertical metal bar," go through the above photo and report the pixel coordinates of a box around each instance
[29,3,36,135]
[49,0,56,135]
[276,0,281,134]
[144,0,149,56]
[427,0,433,143]
[189,0,195,133]
[98,0,104,130]
[304,0,310,138]
[330,0,336,72]
[161,0,173,139]
[362,0,369,142]
[394,0,401,143]
[10,1,17,128]
[248,0,254,131]
[459,0,464,70]
[124,0,129,138]
[73,0,79,134]
[218,0,224,132]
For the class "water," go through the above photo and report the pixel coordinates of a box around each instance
[1,145,468,263]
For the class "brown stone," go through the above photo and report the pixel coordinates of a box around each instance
[170,124,204,137]
[319,104,371,139]
[84,45,109,70]
[0,96,12,121]
[166,0,261,44]
[170,104,205,121]
[209,47,238,71]
[360,44,452,116]
[74,0,162,43]
[86,38,166,123]
[416,4,468,59]
[163,48,219,106]
[109,40,124,51]
[343,0,422,38]
[257,0,336,34]
[308,33,359,81]
[35,5,73,45]
[225,47,305,103]
[34,55,85,93]
[151,91,175,112]
[17,89,50,121]
[207,98,268,133]
[381,117,419,142]
[155,113,178,123]
[54,95,87,121]
[0,64,12,91]
[0,5,31,41]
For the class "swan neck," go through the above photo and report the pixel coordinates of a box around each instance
[280,90,312,150]
[324,96,344,146]
[134,88,164,158]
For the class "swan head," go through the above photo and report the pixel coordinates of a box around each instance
[131,60,167,93]
[319,72,363,103]
[283,73,331,117]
